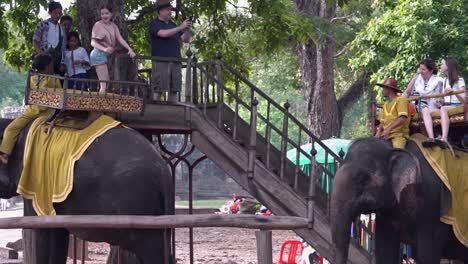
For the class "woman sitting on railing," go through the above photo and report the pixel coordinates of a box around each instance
[0,54,59,164]
[402,59,444,147]
[421,58,465,148]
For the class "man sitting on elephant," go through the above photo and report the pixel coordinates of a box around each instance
[375,77,410,149]
[0,54,58,165]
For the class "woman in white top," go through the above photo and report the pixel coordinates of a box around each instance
[437,58,465,143]
[402,59,444,147]
[64,31,90,90]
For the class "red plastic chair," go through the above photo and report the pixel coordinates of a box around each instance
[274,240,304,264]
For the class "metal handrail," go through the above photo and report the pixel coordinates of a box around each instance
[220,61,343,163]
[194,63,337,179]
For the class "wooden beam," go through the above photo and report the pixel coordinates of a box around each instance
[256,230,273,264]
[0,215,308,230]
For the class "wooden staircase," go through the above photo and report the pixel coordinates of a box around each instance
[120,56,373,263]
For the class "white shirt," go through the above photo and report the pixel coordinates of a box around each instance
[442,77,465,104]
[46,21,62,49]
[64,47,90,77]
[413,74,443,109]
[413,74,443,96]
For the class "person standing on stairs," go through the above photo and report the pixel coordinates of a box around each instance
[375,78,410,149]
[149,0,192,102]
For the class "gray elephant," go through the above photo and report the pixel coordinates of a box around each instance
[331,137,468,264]
[0,118,174,264]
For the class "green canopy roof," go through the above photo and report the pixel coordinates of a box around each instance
[287,138,352,165]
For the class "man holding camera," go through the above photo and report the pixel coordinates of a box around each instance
[149,0,192,102]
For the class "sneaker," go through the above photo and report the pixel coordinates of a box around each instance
[422,138,437,148]
[434,139,447,149]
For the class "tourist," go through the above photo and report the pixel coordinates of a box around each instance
[375,78,410,149]
[32,1,67,74]
[0,54,59,165]
[90,4,136,93]
[402,58,444,110]
[149,0,192,102]
[64,31,90,90]
[60,15,73,34]
[422,58,465,148]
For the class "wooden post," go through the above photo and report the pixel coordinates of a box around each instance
[216,53,224,129]
[185,49,193,103]
[255,230,273,264]
[280,102,290,180]
[464,88,467,121]
[294,129,302,191]
[248,97,258,180]
[265,102,272,170]
[308,144,317,228]
[192,56,198,105]
[232,77,240,140]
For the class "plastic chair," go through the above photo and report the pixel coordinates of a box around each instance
[274,240,304,264]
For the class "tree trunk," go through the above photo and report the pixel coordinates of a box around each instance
[294,0,340,139]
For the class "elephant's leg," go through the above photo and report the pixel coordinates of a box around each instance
[23,199,69,264]
[23,228,69,264]
[374,217,400,264]
[48,228,69,264]
[124,230,168,264]
[415,224,443,264]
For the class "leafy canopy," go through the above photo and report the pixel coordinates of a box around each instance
[0,0,315,72]
[350,0,468,84]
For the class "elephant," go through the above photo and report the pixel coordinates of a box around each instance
[0,118,174,264]
[330,137,468,264]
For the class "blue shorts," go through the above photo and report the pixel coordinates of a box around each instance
[90,49,109,66]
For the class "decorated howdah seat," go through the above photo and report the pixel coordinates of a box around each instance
[26,72,147,114]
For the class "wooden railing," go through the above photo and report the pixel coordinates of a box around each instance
[0,214,308,264]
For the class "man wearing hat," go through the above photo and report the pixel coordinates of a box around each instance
[149,0,192,102]
[375,78,410,149]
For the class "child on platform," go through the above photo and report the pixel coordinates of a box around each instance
[0,54,60,165]
[64,31,90,90]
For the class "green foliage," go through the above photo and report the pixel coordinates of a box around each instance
[350,0,468,85]
[0,50,26,107]
[0,0,315,74]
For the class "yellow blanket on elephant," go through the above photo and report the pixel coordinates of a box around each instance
[410,133,468,247]
[17,115,121,216]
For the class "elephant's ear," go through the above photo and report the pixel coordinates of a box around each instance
[389,149,421,203]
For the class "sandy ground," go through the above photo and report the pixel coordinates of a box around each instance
[0,210,301,264]
[64,228,299,264]
[0,210,22,248]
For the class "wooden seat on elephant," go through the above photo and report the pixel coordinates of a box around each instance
[25,72,147,114]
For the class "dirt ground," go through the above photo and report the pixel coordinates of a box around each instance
[64,228,299,264]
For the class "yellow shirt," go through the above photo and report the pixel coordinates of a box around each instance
[380,96,410,139]
[30,75,62,89]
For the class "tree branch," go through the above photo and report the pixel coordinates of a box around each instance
[337,72,372,121]
[126,6,159,27]
[334,43,350,58]
[330,13,354,23]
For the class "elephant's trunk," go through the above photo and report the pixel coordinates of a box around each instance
[331,164,357,264]
[331,204,354,264]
